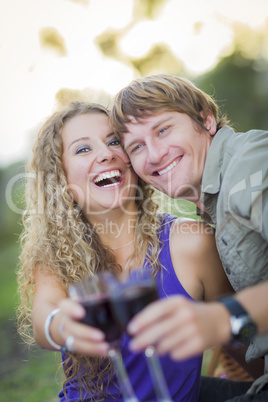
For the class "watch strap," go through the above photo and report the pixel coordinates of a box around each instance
[218,296,257,346]
[218,296,248,317]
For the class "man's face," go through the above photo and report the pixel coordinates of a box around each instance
[124,111,216,201]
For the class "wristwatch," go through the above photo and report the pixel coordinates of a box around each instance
[218,296,257,346]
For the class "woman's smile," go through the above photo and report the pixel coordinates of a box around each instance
[93,168,124,189]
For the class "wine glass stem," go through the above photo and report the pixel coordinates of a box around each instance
[108,347,138,402]
[145,346,173,402]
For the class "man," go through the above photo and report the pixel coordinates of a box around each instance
[111,74,268,401]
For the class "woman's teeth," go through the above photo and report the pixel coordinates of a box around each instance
[94,170,122,187]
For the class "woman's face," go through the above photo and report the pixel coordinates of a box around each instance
[62,113,138,219]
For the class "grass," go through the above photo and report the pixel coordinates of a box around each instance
[0,239,61,401]
[1,347,62,402]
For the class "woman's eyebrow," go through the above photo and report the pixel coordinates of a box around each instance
[68,132,115,150]
[68,136,90,150]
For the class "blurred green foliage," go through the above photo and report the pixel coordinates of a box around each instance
[0,238,61,401]
[134,0,167,19]
[131,43,185,76]
[197,52,268,132]
[39,27,67,56]
[0,162,25,244]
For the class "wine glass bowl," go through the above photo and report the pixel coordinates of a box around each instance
[69,276,122,344]
[81,295,123,344]
[107,269,158,331]
[69,271,172,402]
[103,269,172,402]
[68,275,138,402]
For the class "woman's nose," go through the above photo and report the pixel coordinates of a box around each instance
[96,145,116,163]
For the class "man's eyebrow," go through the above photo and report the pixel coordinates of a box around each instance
[124,117,173,150]
[123,135,139,151]
[152,117,172,130]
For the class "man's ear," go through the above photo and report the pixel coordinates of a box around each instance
[203,111,217,136]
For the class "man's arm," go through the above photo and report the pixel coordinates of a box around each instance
[235,281,268,335]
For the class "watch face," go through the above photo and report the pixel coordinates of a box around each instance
[240,323,257,342]
[231,316,257,345]
[219,296,257,346]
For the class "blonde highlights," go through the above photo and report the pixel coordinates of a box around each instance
[17,101,161,400]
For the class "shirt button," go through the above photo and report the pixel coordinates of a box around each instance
[222,237,228,245]
[226,266,231,275]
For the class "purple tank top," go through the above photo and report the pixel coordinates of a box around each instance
[59,214,202,401]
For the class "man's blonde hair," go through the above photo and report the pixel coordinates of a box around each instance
[111,74,229,135]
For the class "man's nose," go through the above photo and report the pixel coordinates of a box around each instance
[147,141,168,164]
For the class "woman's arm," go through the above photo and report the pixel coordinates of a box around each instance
[32,269,109,356]
[126,221,244,361]
[169,219,234,302]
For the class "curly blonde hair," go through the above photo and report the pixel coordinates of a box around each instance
[111,73,229,136]
[17,101,162,400]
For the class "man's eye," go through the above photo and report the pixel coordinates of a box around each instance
[159,128,167,136]
[75,145,90,154]
[109,138,121,147]
[131,144,143,153]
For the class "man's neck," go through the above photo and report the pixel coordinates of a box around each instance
[195,199,208,214]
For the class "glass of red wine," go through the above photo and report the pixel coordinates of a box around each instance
[106,269,173,402]
[68,275,138,402]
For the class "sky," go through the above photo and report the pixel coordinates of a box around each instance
[1,0,268,167]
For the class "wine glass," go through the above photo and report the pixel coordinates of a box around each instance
[68,276,138,402]
[105,269,173,402]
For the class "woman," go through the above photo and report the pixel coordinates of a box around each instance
[17,101,233,401]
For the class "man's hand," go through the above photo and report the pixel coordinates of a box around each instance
[127,296,231,360]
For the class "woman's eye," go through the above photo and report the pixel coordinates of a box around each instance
[75,145,90,154]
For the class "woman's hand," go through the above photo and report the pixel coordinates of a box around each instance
[127,296,231,360]
[58,298,109,357]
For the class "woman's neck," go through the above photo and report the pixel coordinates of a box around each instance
[89,207,138,250]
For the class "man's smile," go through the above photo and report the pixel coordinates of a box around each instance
[152,157,182,176]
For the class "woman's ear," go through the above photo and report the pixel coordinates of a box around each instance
[204,111,217,136]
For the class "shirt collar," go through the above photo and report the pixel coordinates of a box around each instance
[201,125,235,195]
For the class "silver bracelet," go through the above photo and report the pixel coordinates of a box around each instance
[44,308,62,350]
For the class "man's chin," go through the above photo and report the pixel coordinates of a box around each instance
[152,182,178,199]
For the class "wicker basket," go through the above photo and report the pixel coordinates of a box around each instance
[206,346,254,381]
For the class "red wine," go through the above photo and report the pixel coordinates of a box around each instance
[111,285,158,330]
[80,295,122,343]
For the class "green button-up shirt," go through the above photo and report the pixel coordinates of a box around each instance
[199,125,268,372]
[200,125,268,291]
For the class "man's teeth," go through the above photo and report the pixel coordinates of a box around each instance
[158,160,178,176]
[94,170,121,183]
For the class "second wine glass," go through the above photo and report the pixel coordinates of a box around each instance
[105,269,173,402]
